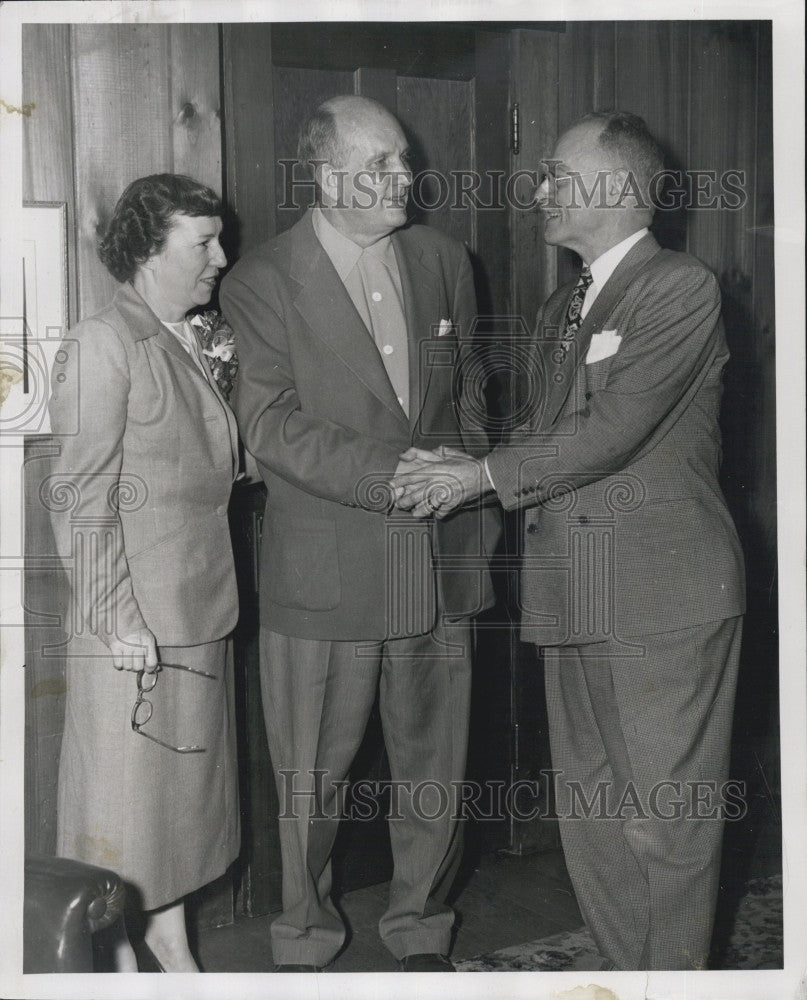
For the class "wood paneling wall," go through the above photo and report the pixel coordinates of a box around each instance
[397,75,474,250]
[69,24,221,318]
[271,66,354,234]
[221,24,276,256]
[22,26,78,327]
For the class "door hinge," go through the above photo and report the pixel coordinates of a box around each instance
[510,102,520,155]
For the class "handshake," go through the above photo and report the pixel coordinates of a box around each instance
[388,446,493,518]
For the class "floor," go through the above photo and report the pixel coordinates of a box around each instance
[195,807,783,974]
[196,847,582,973]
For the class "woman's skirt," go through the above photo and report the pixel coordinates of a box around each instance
[56,632,240,910]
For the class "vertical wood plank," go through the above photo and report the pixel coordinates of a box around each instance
[744,19,779,854]
[509,28,559,327]
[71,24,173,318]
[689,23,775,700]
[686,22,779,873]
[687,22,757,276]
[221,24,276,255]
[22,27,76,858]
[397,76,474,250]
[474,29,511,316]
[686,22,760,567]
[615,22,689,165]
[23,440,69,856]
[22,24,78,327]
[271,66,354,235]
[355,67,397,114]
[226,486,283,919]
[555,22,617,285]
[169,25,222,193]
[558,22,616,129]
[750,21,776,566]
[615,21,690,251]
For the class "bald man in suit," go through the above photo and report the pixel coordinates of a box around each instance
[221,95,499,972]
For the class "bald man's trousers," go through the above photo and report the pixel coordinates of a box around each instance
[259,618,472,965]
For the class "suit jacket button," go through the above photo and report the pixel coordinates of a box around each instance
[217,505,227,516]
[585,391,593,400]
[526,523,538,534]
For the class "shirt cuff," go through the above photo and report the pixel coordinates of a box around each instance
[483,456,496,490]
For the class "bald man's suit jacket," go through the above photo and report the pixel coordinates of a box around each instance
[486,232,745,644]
[221,212,499,641]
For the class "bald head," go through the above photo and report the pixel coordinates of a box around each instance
[298,94,412,247]
[298,95,399,170]
[574,110,665,205]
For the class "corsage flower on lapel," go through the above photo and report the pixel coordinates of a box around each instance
[585,329,622,365]
[190,311,239,400]
[437,318,454,337]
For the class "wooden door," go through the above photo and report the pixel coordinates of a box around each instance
[222,21,518,915]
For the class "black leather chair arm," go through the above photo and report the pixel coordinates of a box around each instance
[24,854,126,973]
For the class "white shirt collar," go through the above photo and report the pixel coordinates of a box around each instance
[588,228,649,294]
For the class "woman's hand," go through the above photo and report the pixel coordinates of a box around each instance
[109,629,159,673]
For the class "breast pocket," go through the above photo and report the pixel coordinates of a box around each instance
[584,357,614,394]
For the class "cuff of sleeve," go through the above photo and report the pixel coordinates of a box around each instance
[483,456,496,490]
[485,447,524,512]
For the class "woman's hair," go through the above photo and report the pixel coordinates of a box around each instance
[98,174,222,283]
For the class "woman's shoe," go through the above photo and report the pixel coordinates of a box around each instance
[132,940,166,973]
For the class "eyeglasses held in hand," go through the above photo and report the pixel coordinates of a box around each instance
[130,661,216,754]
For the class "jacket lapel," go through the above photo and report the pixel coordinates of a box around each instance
[290,213,409,429]
[392,227,443,431]
[203,359,240,477]
[114,283,240,477]
[542,233,662,427]
[115,282,203,377]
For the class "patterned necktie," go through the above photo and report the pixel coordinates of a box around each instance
[563,265,594,339]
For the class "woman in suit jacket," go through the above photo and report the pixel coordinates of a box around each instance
[47,175,240,971]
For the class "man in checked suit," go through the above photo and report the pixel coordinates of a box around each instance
[221,95,498,972]
[394,111,746,970]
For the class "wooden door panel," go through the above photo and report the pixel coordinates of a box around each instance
[397,75,474,249]
[272,66,354,233]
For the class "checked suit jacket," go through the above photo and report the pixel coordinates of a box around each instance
[221,211,500,642]
[486,232,745,645]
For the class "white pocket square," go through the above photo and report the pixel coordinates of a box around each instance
[437,318,454,337]
[586,329,622,364]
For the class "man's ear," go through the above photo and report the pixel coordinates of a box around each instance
[607,167,628,202]
[319,162,342,208]
[610,167,645,209]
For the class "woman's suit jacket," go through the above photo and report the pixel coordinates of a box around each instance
[47,282,239,647]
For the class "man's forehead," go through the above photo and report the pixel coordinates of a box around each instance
[337,110,404,148]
